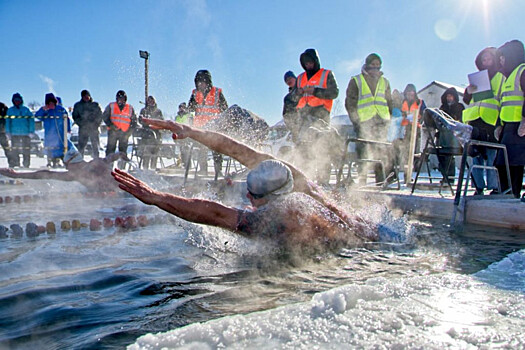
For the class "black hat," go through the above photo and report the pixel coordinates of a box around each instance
[81,89,91,98]
[283,71,296,82]
[116,90,127,101]
[45,93,58,105]
[11,92,23,104]
[194,70,212,86]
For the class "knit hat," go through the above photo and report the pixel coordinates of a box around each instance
[247,160,294,199]
[45,93,58,105]
[365,53,382,67]
[11,93,23,104]
[283,70,296,82]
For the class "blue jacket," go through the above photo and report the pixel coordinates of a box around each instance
[35,105,71,158]
[6,105,34,135]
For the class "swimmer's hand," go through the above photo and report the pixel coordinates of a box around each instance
[141,118,191,140]
[0,168,17,177]
[111,168,160,205]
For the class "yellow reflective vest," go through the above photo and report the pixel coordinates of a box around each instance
[500,63,525,123]
[353,74,390,122]
[462,72,505,126]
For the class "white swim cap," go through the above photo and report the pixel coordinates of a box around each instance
[63,144,83,165]
[247,160,294,198]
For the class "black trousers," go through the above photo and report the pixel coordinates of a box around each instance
[11,135,31,167]
[106,129,130,156]
[78,126,100,158]
[0,132,15,167]
[497,164,524,198]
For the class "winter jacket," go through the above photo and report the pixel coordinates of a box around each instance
[345,65,392,132]
[439,87,464,121]
[35,105,71,158]
[296,48,338,124]
[72,97,103,129]
[6,104,34,136]
[0,102,7,133]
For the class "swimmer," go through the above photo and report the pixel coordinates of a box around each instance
[112,119,378,251]
[0,143,128,192]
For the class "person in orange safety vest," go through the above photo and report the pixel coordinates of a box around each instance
[102,90,137,166]
[293,48,340,185]
[187,70,228,177]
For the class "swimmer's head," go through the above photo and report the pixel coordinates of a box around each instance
[63,143,83,166]
[247,160,294,201]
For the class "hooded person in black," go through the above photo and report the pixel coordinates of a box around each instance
[494,39,525,198]
[437,87,464,182]
[72,89,103,158]
[187,70,228,177]
[294,49,340,185]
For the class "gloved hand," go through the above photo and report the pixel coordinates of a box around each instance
[494,125,502,141]
[518,120,525,137]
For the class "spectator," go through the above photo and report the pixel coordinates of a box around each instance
[345,53,394,185]
[463,47,505,195]
[401,84,427,163]
[102,90,137,168]
[6,93,34,168]
[282,70,300,142]
[138,95,164,170]
[35,93,71,168]
[495,39,525,198]
[438,87,464,182]
[175,102,193,168]
[72,89,103,158]
[295,49,340,185]
[0,102,14,167]
[387,89,404,142]
[187,70,228,176]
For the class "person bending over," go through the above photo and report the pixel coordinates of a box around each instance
[112,119,378,252]
[0,143,128,192]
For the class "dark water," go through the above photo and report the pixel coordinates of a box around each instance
[0,211,523,350]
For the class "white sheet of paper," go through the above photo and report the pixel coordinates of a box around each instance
[467,69,491,92]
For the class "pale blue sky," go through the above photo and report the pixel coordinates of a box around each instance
[1,0,523,125]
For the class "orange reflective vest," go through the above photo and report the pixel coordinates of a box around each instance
[193,87,222,128]
[296,68,333,112]
[401,100,421,126]
[110,103,132,132]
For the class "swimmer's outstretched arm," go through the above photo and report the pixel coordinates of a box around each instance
[0,168,75,181]
[112,168,241,231]
[141,118,312,190]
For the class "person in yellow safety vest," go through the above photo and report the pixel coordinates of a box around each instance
[494,40,525,198]
[187,70,228,176]
[294,48,340,186]
[462,47,506,195]
[345,53,393,185]
[102,90,137,165]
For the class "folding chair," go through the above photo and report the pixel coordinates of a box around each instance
[411,108,466,195]
[337,137,400,189]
